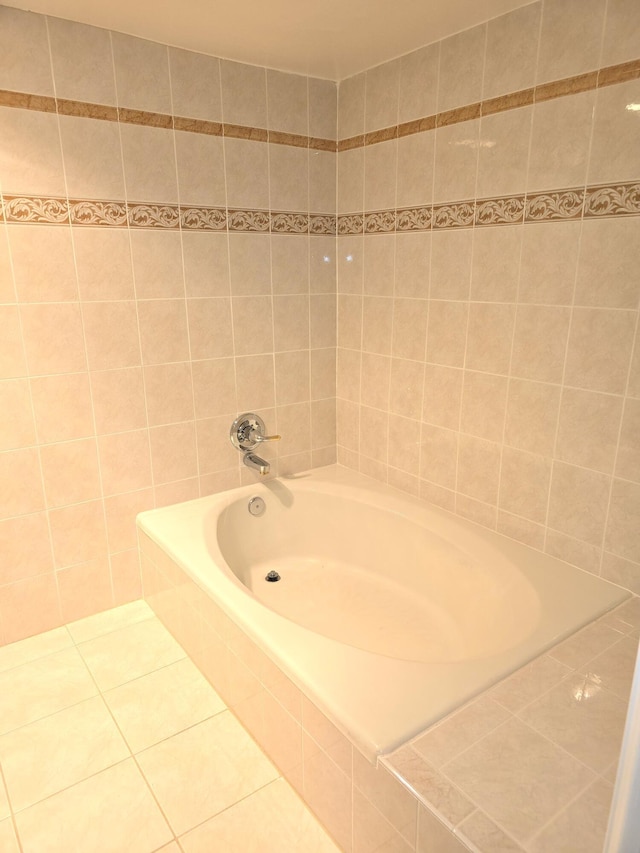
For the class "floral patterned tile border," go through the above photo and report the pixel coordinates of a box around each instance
[0,196,336,234]
[337,182,640,234]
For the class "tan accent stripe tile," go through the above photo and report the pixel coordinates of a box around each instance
[57,99,118,121]
[223,123,269,142]
[598,58,640,87]
[437,102,482,128]
[173,116,223,135]
[268,129,309,148]
[118,108,173,129]
[482,89,535,116]
[310,137,338,152]
[398,116,437,137]
[0,89,57,113]
[364,126,398,145]
[337,135,365,152]
[535,71,599,103]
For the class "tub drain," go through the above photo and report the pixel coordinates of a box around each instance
[265,570,281,582]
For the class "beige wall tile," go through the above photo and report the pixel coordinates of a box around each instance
[547,461,611,546]
[311,398,336,448]
[56,557,114,623]
[605,478,640,563]
[0,227,15,304]
[536,0,606,84]
[353,750,417,846]
[499,447,551,524]
[138,299,189,365]
[360,352,390,409]
[104,488,154,553]
[59,116,125,200]
[564,308,636,394]
[396,132,435,208]
[504,378,561,455]
[601,0,640,65]
[438,25,486,112]
[235,355,275,411]
[48,18,116,104]
[182,232,230,298]
[112,32,171,113]
[398,43,439,124]
[83,301,141,370]
[430,229,472,300]
[273,295,310,351]
[529,778,613,853]
[476,107,532,198]
[311,348,336,400]
[309,77,337,140]
[169,48,222,122]
[465,303,515,375]
[224,137,269,210]
[310,237,336,294]
[0,573,62,644]
[519,221,580,306]
[267,69,308,135]
[337,294,363,349]
[0,109,65,196]
[220,60,268,128]
[111,549,143,604]
[310,151,336,213]
[362,296,393,355]
[269,144,309,211]
[196,415,240,474]
[338,72,365,140]
[337,236,364,294]
[175,132,226,207]
[303,734,353,852]
[391,298,428,361]
[616,398,640,483]
[422,364,462,430]
[120,124,178,203]
[275,350,310,405]
[364,140,397,212]
[9,225,78,303]
[483,3,541,99]
[511,305,570,383]
[0,513,53,585]
[470,225,521,303]
[0,378,36,450]
[228,233,271,296]
[310,294,337,349]
[337,147,364,213]
[150,422,198,484]
[460,371,508,442]
[90,368,147,434]
[186,298,233,359]
[98,430,152,496]
[363,234,395,296]
[389,358,424,419]
[0,447,44,518]
[365,59,400,133]
[40,438,102,508]
[556,388,623,473]
[457,434,501,504]
[433,120,480,203]
[21,303,87,375]
[426,301,468,367]
[130,230,184,300]
[192,358,237,419]
[0,6,53,95]
[418,805,469,853]
[0,306,27,380]
[419,424,458,489]
[575,219,640,309]
[588,80,640,185]
[527,92,595,191]
[73,228,135,302]
[144,362,194,426]
[30,373,94,444]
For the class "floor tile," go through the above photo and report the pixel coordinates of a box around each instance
[0,695,130,811]
[104,657,226,752]
[137,711,278,836]
[0,818,20,853]
[14,759,173,853]
[155,844,181,852]
[580,636,639,701]
[180,777,341,853]
[528,778,614,853]
[443,717,595,843]
[517,674,628,773]
[0,646,97,735]
[66,599,153,644]
[78,617,185,691]
[0,627,73,674]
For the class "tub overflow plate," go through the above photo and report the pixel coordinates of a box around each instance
[248,496,266,517]
[265,570,281,582]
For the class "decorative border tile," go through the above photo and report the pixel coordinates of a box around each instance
[336,181,640,234]
[0,196,337,235]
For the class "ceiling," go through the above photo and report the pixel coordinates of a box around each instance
[5,0,533,80]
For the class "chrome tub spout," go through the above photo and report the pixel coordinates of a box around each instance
[243,451,270,476]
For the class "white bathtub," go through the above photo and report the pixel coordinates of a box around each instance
[137,465,628,760]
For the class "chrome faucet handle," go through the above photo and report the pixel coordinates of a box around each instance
[230,413,280,451]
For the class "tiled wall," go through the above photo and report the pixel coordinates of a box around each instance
[0,5,337,645]
[336,0,640,594]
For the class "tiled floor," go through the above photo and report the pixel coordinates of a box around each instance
[0,601,340,852]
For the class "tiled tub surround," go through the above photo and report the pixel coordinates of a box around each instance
[139,526,640,853]
[0,4,338,645]
[0,599,341,851]
[335,0,640,600]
